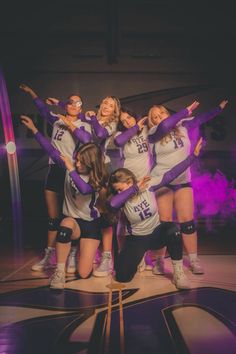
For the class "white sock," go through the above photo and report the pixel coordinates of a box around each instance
[172,259,184,272]
[103,251,112,258]
[56,263,65,271]
[70,246,77,255]
[47,247,55,251]
[189,253,198,262]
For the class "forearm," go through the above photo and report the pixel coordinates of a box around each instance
[148,108,189,143]
[33,97,58,125]
[114,125,139,147]
[109,185,139,209]
[90,116,109,139]
[72,126,92,144]
[183,107,222,129]
[34,131,64,168]
[149,155,196,192]
[69,170,94,195]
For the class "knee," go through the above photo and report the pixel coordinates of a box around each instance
[56,226,72,243]
[180,220,196,235]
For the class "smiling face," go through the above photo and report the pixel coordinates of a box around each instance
[66,95,82,117]
[119,111,137,129]
[99,97,116,117]
[149,106,169,127]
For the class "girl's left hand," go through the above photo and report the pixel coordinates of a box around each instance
[137,116,148,130]
[219,100,228,109]
[137,176,151,191]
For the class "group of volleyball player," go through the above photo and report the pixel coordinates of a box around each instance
[19,84,228,289]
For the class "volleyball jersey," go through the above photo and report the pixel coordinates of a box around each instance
[92,120,117,164]
[33,98,92,164]
[115,126,152,180]
[63,171,100,221]
[150,120,192,184]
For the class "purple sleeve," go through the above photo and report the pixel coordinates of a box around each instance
[34,132,65,168]
[33,98,58,125]
[182,107,222,129]
[149,155,197,192]
[114,125,139,147]
[90,115,109,139]
[148,108,189,143]
[108,184,139,209]
[73,126,92,144]
[69,170,94,195]
[58,100,66,110]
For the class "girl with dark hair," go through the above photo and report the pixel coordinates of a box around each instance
[19,84,92,273]
[20,115,108,289]
[147,100,228,275]
[106,138,202,289]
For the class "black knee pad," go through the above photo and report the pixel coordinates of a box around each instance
[180,220,196,235]
[48,217,61,231]
[56,226,72,243]
[164,222,182,260]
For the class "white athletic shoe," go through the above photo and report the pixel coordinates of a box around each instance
[31,248,55,271]
[50,269,65,289]
[137,256,146,272]
[93,253,113,277]
[152,257,165,275]
[172,270,190,290]
[190,258,204,274]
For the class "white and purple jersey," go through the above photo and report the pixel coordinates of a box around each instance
[50,118,92,165]
[33,98,92,165]
[150,120,192,184]
[63,171,100,221]
[115,126,152,180]
[122,184,160,236]
[92,120,117,164]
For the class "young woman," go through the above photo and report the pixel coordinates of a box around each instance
[20,115,108,289]
[84,96,121,277]
[19,84,92,273]
[114,103,200,270]
[148,99,228,275]
[106,137,202,289]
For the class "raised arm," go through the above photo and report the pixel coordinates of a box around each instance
[20,115,64,168]
[20,84,58,126]
[148,101,199,143]
[114,125,139,147]
[108,185,139,209]
[57,114,92,144]
[182,100,228,129]
[89,115,110,139]
[60,155,94,195]
[149,138,203,192]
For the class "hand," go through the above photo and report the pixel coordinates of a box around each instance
[86,110,96,118]
[20,115,38,134]
[137,116,148,131]
[137,176,151,192]
[186,101,200,115]
[60,154,74,171]
[219,100,228,110]
[19,84,37,99]
[57,114,74,128]
[46,97,59,105]
[193,137,203,156]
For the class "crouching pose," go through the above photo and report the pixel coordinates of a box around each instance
[21,116,108,289]
[106,138,202,289]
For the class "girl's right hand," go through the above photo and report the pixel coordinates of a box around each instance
[19,84,32,93]
[193,137,203,156]
[137,116,148,130]
[187,101,200,115]
[20,115,38,134]
[85,110,96,118]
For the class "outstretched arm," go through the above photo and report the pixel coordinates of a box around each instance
[57,114,92,144]
[182,100,228,129]
[20,84,58,125]
[60,155,94,195]
[108,185,139,209]
[148,101,199,143]
[20,115,64,168]
[149,137,203,192]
